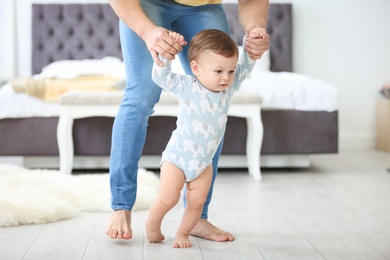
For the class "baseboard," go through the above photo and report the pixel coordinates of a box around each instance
[0,154,311,170]
[339,134,376,151]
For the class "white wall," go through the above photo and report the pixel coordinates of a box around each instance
[0,0,16,81]
[3,0,390,151]
[269,0,390,150]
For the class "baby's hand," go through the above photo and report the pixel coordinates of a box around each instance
[169,32,186,46]
[248,27,267,39]
[244,24,270,60]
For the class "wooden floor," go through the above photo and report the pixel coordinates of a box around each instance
[1,150,390,260]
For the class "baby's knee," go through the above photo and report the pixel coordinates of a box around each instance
[159,195,180,209]
[187,197,206,211]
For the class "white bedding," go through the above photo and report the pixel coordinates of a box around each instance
[0,84,60,119]
[0,55,337,119]
[239,71,338,112]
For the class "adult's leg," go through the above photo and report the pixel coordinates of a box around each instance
[107,20,160,239]
[107,0,177,239]
[172,4,234,241]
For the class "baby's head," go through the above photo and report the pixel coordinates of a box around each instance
[188,29,238,92]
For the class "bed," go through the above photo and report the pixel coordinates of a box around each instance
[0,3,338,170]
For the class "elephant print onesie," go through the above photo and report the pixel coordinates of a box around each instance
[152,50,255,182]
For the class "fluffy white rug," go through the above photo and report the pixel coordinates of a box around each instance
[0,163,159,227]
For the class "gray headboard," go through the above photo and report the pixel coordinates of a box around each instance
[32,3,292,74]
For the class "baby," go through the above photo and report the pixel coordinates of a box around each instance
[146,28,265,248]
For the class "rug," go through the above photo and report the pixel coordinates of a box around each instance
[0,163,160,227]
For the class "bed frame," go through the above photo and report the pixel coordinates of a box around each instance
[0,3,338,170]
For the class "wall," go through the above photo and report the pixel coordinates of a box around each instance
[0,0,16,81]
[269,0,390,150]
[3,0,390,151]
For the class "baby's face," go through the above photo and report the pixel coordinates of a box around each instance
[192,51,238,92]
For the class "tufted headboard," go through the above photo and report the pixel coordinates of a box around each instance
[31,3,292,74]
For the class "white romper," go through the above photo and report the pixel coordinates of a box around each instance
[152,50,255,182]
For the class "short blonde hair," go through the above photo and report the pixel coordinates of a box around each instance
[187,29,238,62]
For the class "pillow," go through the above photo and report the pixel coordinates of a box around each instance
[35,56,126,79]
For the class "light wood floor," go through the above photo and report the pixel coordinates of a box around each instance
[1,150,390,260]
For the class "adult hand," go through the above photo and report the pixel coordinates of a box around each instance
[144,27,188,67]
[244,23,270,60]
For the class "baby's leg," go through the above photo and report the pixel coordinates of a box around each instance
[146,162,185,243]
[174,165,213,248]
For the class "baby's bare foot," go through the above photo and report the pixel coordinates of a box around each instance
[173,233,192,248]
[145,220,165,243]
[106,210,132,240]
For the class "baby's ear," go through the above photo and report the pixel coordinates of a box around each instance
[190,60,199,75]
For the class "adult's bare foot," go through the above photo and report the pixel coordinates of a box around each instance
[190,219,234,242]
[106,210,132,240]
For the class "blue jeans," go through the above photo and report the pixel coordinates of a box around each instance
[110,0,230,219]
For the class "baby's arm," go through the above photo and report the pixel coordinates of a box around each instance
[152,32,186,90]
[152,56,174,90]
[233,38,257,89]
